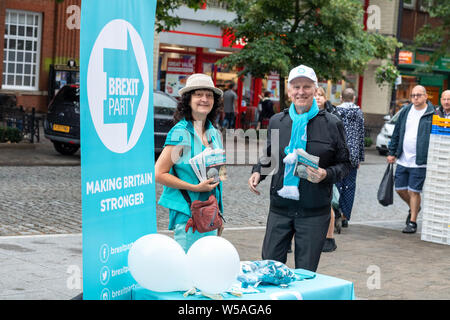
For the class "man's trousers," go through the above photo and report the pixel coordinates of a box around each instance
[262,210,330,272]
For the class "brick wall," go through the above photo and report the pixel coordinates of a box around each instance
[0,0,80,113]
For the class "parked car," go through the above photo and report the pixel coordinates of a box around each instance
[153,91,178,153]
[44,85,178,155]
[44,84,81,155]
[376,109,403,155]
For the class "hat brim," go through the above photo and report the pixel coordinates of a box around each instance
[288,75,317,85]
[178,85,223,97]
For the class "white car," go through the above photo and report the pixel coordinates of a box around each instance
[376,109,403,155]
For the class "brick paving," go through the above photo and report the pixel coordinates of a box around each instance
[0,148,415,236]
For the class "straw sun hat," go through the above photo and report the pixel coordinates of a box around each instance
[178,73,223,97]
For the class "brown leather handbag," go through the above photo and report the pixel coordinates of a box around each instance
[183,193,223,233]
[172,166,224,234]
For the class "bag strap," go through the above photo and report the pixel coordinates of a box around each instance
[171,164,221,207]
[171,165,192,207]
[171,127,221,207]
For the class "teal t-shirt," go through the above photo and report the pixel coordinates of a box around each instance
[157,119,224,230]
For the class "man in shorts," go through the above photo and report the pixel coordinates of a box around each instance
[387,85,435,233]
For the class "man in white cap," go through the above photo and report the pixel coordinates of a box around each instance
[248,65,351,271]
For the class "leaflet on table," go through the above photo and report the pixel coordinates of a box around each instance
[188,148,227,183]
[294,148,320,179]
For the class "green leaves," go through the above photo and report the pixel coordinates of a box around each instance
[215,0,400,86]
[375,61,400,89]
[155,0,205,32]
[412,0,449,72]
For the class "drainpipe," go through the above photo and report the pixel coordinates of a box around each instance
[390,0,403,115]
[357,0,370,108]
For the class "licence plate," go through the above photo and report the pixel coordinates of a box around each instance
[53,124,70,133]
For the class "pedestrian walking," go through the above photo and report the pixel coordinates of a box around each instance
[436,90,450,118]
[223,82,237,129]
[256,91,275,130]
[248,65,351,271]
[155,73,225,252]
[387,85,435,233]
[334,88,365,228]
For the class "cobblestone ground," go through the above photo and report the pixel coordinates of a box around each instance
[0,149,412,236]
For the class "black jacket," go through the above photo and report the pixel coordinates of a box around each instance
[252,108,351,217]
[436,105,450,118]
[388,102,435,165]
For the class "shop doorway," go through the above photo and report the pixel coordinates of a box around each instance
[424,86,440,106]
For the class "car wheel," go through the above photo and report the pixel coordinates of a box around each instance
[53,141,80,156]
[378,149,388,156]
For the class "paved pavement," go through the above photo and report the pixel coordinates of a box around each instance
[0,136,449,300]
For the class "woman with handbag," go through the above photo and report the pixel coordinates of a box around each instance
[155,73,225,252]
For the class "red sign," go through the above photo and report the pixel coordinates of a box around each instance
[399,51,413,64]
[222,30,246,49]
[166,58,195,75]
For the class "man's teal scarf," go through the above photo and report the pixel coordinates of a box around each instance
[277,99,319,200]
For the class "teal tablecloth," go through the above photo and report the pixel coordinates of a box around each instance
[131,269,355,300]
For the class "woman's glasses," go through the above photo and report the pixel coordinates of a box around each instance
[192,91,214,99]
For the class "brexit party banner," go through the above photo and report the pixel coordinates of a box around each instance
[80,0,157,300]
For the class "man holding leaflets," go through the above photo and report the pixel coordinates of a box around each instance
[248,65,351,272]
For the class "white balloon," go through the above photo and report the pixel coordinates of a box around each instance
[128,234,193,292]
[187,236,240,294]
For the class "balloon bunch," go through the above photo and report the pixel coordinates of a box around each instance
[128,234,240,294]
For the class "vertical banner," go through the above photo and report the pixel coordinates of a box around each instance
[80,0,157,300]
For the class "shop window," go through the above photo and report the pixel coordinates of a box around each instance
[395,75,418,111]
[2,10,42,90]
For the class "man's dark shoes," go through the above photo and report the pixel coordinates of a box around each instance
[342,220,348,228]
[322,238,337,252]
[334,214,342,234]
[406,207,421,224]
[402,221,417,234]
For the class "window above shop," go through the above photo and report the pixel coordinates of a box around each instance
[205,0,230,10]
[2,9,42,91]
[403,0,416,9]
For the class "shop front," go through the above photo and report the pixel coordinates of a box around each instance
[157,24,281,129]
[396,50,450,111]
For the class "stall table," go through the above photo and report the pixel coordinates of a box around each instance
[131,269,355,300]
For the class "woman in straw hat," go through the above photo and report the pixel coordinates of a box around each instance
[155,73,224,252]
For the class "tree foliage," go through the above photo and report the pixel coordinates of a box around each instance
[214,0,401,93]
[413,0,450,71]
[154,0,205,32]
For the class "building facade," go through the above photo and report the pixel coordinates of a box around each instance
[0,0,80,113]
[1,0,447,127]
[395,0,449,110]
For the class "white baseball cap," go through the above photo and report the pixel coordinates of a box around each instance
[287,65,318,87]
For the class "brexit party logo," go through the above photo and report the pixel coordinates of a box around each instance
[87,19,149,153]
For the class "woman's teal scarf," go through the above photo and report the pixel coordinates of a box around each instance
[277,99,319,200]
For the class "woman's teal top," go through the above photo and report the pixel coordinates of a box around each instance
[157,118,224,230]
